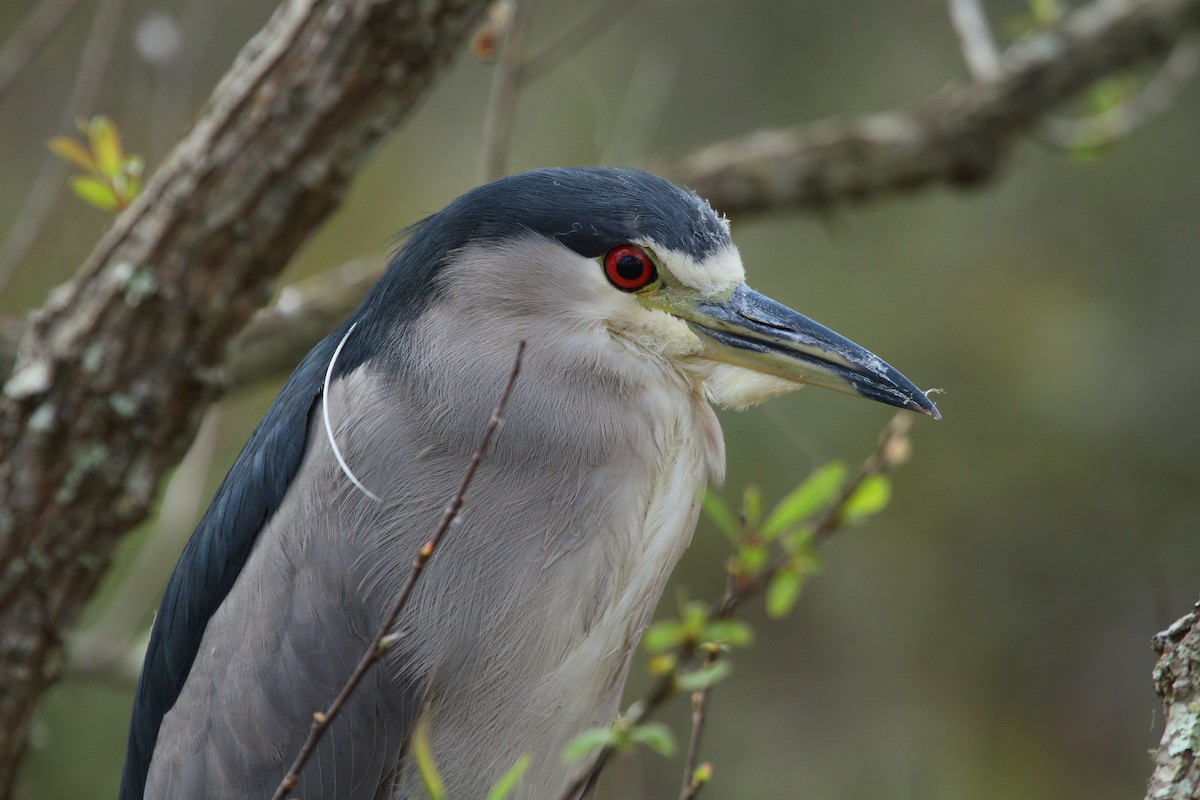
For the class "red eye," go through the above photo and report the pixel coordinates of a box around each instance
[603,245,657,291]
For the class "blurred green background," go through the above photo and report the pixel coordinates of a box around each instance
[3,0,1199,798]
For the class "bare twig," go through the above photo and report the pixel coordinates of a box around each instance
[667,0,1200,216]
[520,0,638,83]
[0,256,385,387]
[270,342,526,800]
[678,649,717,800]
[0,0,125,293]
[948,0,1002,79]
[560,413,916,798]
[228,256,383,387]
[0,0,84,103]
[945,0,1200,153]
[1040,32,1200,148]
[480,0,534,181]
[597,0,679,167]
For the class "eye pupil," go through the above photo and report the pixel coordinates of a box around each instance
[616,254,645,282]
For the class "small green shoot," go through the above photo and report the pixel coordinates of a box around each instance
[842,473,892,524]
[48,116,143,212]
[761,461,846,539]
[412,720,447,800]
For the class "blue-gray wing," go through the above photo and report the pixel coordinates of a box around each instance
[120,323,420,799]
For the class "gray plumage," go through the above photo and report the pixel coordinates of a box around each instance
[123,168,936,799]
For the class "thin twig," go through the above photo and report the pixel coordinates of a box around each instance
[678,649,717,800]
[0,0,125,293]
[597,0,679,168]
[946,0,1200,153]
[0,0,84,104]
[948,0,1001,79]
[520,0,638,83]
[560,412,916,798]
[1040,32,1200,148]
[480,0,534,182]
[270,341,526,800]
[668,0,1200,216]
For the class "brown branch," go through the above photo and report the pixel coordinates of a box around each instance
[678,650,717,800]
[480,0,533,181]
[948,0,1002,80]
[0,257,386,389]
[663,0,1200,216]
[227,255,384,387]
[560,413,916,799]
[271,342,525,800]
[1145,600,1200,799]
[520,0,639,83]
[1040,32,1200,148]
[0,0,488,791]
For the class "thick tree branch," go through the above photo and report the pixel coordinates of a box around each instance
[227,255,383,387]
[1147,602,1200,800]
[663,0,1200,215]
[0,0,487,790]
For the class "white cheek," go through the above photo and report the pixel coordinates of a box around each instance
[609,305,704,362]
[704,363,804,410]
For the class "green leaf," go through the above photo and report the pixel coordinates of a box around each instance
[702,491,739,540]
[47,136,96,171]
[742,486,763,530]
[762,462,847,539]
[734,541,767,574]
[1088,76,1134,114]
[676,659,732,692]
[681,601,708,639]
[563,726,619,762]
[647,652,677,676]
[701,619,753,648]
[486,754,531,800]
[630,722,676,757]
[843,473,892,523]
[87,116,123,178]
[780,525,814,557]
[766,568,803,618]
[643,620,685,652]
[412,721,447,800]
[70,176,119,211]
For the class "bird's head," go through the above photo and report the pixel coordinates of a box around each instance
[357,167,938,419]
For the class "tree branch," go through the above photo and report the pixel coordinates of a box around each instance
[0,0,488,790]
[662,0,1200,215]
[1146,601,1200,800]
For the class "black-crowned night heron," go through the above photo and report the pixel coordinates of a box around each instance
[119,167,938,799]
